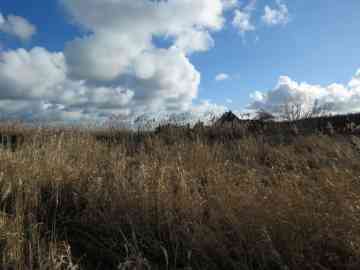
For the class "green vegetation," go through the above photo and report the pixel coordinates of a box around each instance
[0,123,360,269]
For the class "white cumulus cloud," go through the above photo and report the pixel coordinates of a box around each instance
[0,0,238,123]
[0,47,134,122]
[0,13,37,40]
[248,69,360,117]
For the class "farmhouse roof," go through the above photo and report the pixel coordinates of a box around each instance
[215,111,241,126]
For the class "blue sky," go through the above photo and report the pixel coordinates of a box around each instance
[194,0,360,109]
[0,0,360,123]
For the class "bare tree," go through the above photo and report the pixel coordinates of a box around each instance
[280,100,326,121]
[255,109,275,122]
[105,113,132,130]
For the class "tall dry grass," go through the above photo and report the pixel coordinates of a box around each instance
[0,125,359,269]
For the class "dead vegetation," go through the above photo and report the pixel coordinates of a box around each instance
[0,123,360,269]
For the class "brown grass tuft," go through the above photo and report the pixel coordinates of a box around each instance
[0,125,359,269]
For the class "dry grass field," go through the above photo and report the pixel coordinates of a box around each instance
[0,124,360,269]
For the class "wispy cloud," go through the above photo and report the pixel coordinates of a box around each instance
[232,9,255,34]
[232,0,257,35]
[262,0,290,26]
[222,0,239,10]
[215,73,230,81]
[244,0,257,12]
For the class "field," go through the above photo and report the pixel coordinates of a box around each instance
[0,123,360,270]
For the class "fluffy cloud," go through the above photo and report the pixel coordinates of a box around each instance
[172,29,215,54]
[60,0,234,121]
[185,100,228,125]
[61,0,225,58]
[248,70,360,117]
[0,47,66,100]
[349,69,360,89]
[262,0,289,26]
[0,47,135,122]
[0,13,36,40]
[64,32,147,81]
[232,9,255,34]
[0,0,237,123]
[215,73,230,81]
